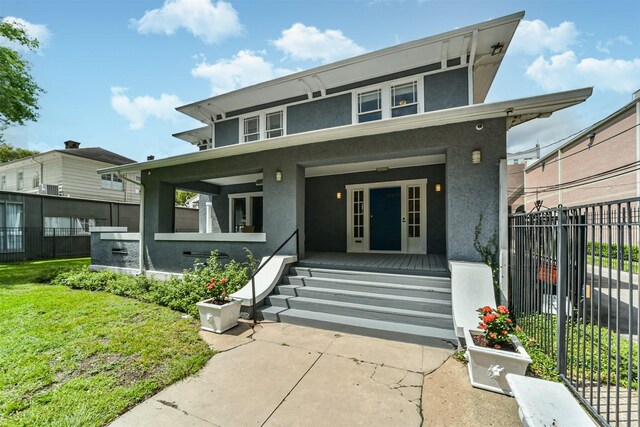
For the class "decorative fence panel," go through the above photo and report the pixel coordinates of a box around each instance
[0,227,90,263]
[509,198,639,426]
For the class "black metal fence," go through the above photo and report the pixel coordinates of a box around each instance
[0,227,90,263]
[509,198,639,426]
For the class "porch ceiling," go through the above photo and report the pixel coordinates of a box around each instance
[99,87,593,176]
[305,154,446,178]
[201,173,263,186]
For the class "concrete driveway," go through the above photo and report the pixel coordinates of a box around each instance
[111,321,519,427]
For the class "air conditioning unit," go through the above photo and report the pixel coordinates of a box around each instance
[39,184,60,196]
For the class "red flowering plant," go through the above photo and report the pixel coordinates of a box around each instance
[476,305,521,349]
[204,277,237,305]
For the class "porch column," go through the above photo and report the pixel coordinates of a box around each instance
[263,162,305,258]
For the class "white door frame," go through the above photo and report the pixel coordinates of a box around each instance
[346,179,427,254]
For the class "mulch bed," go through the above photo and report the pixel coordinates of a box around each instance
[471,334,517,353]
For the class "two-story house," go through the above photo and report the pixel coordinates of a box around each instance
[0,140,140,203]
[90,12,592,343]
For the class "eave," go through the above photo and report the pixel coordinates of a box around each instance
[99,87,592,175]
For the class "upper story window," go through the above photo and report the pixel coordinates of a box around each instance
[353,78,423,124]
[101,173,123,191]
[16,172,24,190]
[32,173,40,189]
[358,89,382,123]
[391,82,418,117]
[241,109,285,143]
[243,116,260,142]
[1,176,6,190]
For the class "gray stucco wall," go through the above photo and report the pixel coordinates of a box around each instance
[305,164,446,254]
[122,117,505,273]
[214,118,239,147]
[424,68,469,112]
[287,94,352,135]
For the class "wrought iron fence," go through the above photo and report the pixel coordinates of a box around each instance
[0,227,90,263]
[509,198,640,426]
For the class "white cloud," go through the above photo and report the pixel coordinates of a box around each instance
[191,50,295,95]
[110,87,183,130]
[596,35,633,54]
[0,17,51,51]
[509,19,579,56]
[130,0,241,44]
[525,51,640,94]
[272,23,366,63]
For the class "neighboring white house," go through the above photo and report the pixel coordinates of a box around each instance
[0,140,140,203]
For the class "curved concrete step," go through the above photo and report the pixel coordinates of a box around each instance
[258,307,457,348]
[282,275,450,299]
[274,285,452,314]
[264,295,453,329]
[289,266,451,288]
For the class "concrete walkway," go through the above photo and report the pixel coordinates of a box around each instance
[111,321,519,427]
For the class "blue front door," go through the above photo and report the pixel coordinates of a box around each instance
[370,187,401,251]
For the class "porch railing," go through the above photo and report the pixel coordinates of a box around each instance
[509,198,640,426]
[249,229,299,324]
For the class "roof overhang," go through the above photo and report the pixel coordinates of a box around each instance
[176,11,525,124]
[100,87,592,175]
[173,126,211,145]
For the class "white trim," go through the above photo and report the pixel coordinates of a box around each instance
[99,88,593,175]
[306,154,446,178]
[90,226,128,233]
[468,29,478,105]
[345,178,427,254]
[154,232,266,242]
[100,232,140,241]
[238,107,286,144]
[351,74,425,123]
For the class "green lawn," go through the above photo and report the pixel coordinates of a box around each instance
[0,259,213,426]
[587,255,639,274]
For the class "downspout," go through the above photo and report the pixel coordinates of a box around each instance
[118,172,145,275]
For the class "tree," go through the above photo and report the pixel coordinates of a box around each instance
[0,142,38,163]
[0,18,45,141]
[175,190,197,207]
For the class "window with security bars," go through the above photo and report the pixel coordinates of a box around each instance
[353,190,364,238]
[408,186,420,237]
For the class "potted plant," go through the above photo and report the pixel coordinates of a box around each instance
[196,276,243,334]
[465,305,532,396]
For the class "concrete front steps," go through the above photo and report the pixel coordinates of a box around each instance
[257,266,457,348]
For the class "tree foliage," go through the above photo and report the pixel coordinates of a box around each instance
[0,18,45,140]
[0,142,38,163]
[175,190,197,207]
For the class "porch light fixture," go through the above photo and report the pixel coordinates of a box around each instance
[491,42,504,56]
[336,192,342,200]
[435,184,442,192]
[275,170,283,182]
[472,149,481,164]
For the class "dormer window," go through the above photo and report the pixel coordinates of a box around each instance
[241,109,285,143]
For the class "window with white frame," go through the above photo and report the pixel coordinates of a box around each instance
[101,173,123,191]
[44,216,96,236]
[354,78,422,123]
[241,110,285,143]
[16,172,23,190]
[357,89,382,123]
[266,111,283,138]
[0,202,24,252]
[391,81,418,117]
[32,173,40,189]
[228,192,263,233]
[243,116,260,142]
[1,176,6,190]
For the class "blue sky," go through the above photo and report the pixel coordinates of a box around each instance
[1,0,639,162]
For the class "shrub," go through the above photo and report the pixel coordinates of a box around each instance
[49,249,258,319]
[587,242,639,263]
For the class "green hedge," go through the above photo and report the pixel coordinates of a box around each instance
[587,242,639,263]
[50,250,257,318]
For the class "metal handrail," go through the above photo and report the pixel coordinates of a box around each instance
[250,228,299,324]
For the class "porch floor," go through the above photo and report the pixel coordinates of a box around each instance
[300,251,449,277]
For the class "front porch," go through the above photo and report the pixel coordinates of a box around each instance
[300,251,449,277]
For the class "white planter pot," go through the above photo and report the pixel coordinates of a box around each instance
[196,298,242,334]
[464,328,532,396]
